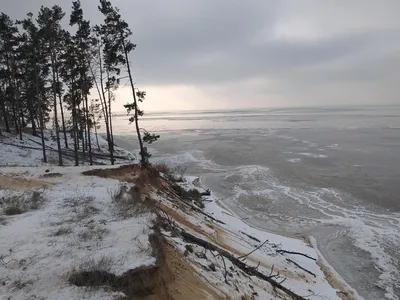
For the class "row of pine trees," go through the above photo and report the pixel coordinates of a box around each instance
[0,0,159,167]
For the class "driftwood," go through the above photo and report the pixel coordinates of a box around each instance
[286,258,316,278]
[180,230,308,300]
[276,250,316,261]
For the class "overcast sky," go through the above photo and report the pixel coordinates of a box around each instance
[1,0,400,111]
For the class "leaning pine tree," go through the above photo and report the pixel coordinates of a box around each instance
[98,0,159,167]
[70,0,94,165]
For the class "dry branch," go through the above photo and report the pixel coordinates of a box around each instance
[276,250,316,261]
[240,231,261,243]
[238,239,269,260]
[286,258,316,278]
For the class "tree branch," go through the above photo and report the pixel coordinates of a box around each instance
[276,250,316,261]
[286,258,316,278]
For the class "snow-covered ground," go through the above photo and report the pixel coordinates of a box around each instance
[0,166,154,300]
[0,130,134,167]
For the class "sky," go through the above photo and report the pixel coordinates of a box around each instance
[1,0,400,111]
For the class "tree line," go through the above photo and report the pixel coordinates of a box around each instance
[0,0,159,167]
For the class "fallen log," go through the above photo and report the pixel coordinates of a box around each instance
[180,229,308,300]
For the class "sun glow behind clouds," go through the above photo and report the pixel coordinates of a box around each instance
[111,84,213,113]
[110,76,283,113]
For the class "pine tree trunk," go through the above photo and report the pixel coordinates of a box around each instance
[28,103,37,136]
[109,99,114,151]
[56,69,68,148]
[18,108,23,140]
[14,80,23,140]
[106,71,114,151]
[36,91,47,163]
[84,94,92,165]
[11,100,19,134]
[72,108,79,166]
[50,51,63,166]
[122,42,145,165]
[82,98,88,151]
[89,64,110,154]
[24,77,37,136]
[6,56,18,135]
[33,46,47,163]
[94,122,100,151]
[78,102,85,158]
[0,90,10,133]
[93,50,114,165]
[101,93,113,163]
[71,80,79,166]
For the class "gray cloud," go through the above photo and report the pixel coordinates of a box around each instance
[1,0,400,108]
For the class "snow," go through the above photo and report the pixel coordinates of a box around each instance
[157,175,363,300]
[0,167,155,300]
[0,130,134,167]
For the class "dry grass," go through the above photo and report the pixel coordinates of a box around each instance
[10,279,34,291]
[154,164,170,174]
[68,255,116,288]
[135,167,161,188]
[64,195,95,208]
[78,225,109,242]
[1,190,45,216]
[82,164,140,180]
[3,205,24,216]
[41,172,63,178]
[68,229,167,298]
[63,196,101,223]
[154,164,187,182]
[112,186,155,219]
[76,255,114,273]
[108,184,128,203]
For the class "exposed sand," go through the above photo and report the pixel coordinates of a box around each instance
[0,174,52,190]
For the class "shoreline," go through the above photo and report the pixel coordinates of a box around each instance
[197,175,362,300]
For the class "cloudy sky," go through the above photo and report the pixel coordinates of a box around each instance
[1,0,400,111]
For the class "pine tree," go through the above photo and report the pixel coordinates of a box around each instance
[0,13,20,135]
[17,13,50,162]
[91,27,114,164]
[98,0,159,167]
[70,0,94,165]
[60,31,80,166]
[37,5,65,166]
